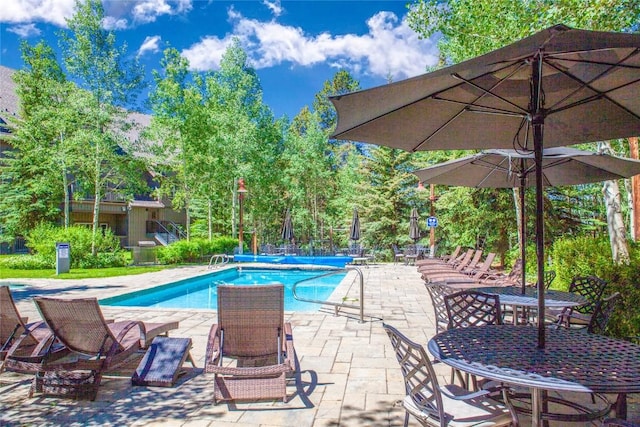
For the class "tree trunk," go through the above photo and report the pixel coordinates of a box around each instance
[92,184,100,257]
[208,199,213,240]
[62,165,70,229]
[629,137,640,241]
[599,141,630,264]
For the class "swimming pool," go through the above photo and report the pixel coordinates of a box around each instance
[233,254,353,267]
[100,267,347,311]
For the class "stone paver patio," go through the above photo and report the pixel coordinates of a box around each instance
[1,263,638,426]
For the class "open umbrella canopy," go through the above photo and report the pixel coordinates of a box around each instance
[281,209,295,243]
[414,147,640,188]
[331,25,640,152]
[330,24,640,348]
[409,208,421,242]
[414,147,640,292]
[349,208,361,241]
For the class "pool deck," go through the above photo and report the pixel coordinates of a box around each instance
[1,262,638,426]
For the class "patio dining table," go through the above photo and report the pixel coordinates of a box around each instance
[428,325,640,427]
[470,286,587,325]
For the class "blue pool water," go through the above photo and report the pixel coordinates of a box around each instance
[233,254,353,267]
[100,267,347,311]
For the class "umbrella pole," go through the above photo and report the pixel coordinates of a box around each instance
[533,55,546,349]
[520,169,527,296]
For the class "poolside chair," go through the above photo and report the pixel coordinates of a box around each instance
[392,244,405,264]
[419,249,478,282]
[424,283,456,334]
[205,284,295,403]
[478,259,523,287]
[0,286,68,373]
[444,290,503,390]
[551,275,608,328]
[31,297,179,400]
[415,245,462,267]
[383,323,519,427]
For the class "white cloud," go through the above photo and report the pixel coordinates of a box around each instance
[182,36,231,71]
[0,0,76,27]
[131,0,193,24]
[138,35,162,57]
[7,23,41,38]
[103,16,129,31]
[181,9,439,81]
[262,0,283,17]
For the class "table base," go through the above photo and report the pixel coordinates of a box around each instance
[508,389,613,424]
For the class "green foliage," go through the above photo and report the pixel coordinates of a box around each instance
[549,235,640,338]
[0,254,53,270]
[407,0,640,65]
[24,223,125,269]
[156,237,238,264]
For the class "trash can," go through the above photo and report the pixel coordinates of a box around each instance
[133,241,157,265]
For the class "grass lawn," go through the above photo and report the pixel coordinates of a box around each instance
[0,265,168,280]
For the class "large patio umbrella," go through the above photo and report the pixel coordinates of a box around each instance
[331,24,640,348]
[349,208,361,242]
[281,208,295,244]
[409,208,421,243]
[414,147,640,293]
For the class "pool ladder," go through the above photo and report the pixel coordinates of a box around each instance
[292,266,365,323]
[207,254,230,269]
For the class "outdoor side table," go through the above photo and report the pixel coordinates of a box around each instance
[428,325,640,427]
[471,286,587,325]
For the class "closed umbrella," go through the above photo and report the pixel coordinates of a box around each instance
[349,208,361,242]
[414,147,640,293]
[281,209,295,244]
[409,208,421,243]
[331,24,640,348]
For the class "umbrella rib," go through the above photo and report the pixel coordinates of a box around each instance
[450,69,530,115]
[543,48,640,122]
[414,61,529,151]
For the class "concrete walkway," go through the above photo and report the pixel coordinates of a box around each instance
[0,263,637,426]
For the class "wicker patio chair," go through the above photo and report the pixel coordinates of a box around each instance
[31,297,179,400]
[383,323,519,427]
[0,286,69,373]
[205,284,295,403]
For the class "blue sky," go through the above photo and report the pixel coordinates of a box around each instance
[1,0,440,119]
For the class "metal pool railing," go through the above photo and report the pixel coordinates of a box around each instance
[292,266,365,323]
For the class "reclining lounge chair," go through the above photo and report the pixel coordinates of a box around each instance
[30,297,179,400]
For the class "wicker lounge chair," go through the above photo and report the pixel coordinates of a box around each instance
[30,297,179,400]
[205,284,295,403]
[383,323,519,427]
[0,286,68,373]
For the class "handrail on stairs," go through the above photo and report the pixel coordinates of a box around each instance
[292,266,365,323]
[207,254,230,269]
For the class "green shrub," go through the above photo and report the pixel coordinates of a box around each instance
[24,223,125,269]
[0,254,53,269]
[156,236,238,264]
[549,235,640,339]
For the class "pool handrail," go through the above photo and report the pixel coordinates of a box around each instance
[208,254,230,269]
[292,266,365,323]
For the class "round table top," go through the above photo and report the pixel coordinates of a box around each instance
[427,325,640,393]
[472,286,587,308]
